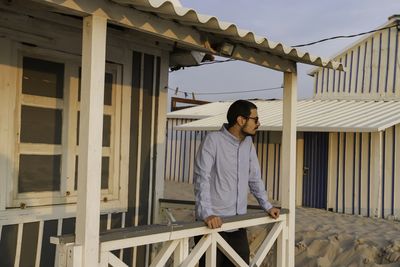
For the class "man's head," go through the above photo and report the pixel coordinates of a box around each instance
[226,100,260,137]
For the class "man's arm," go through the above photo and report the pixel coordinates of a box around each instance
[194,134,221,227]
[248,143,280,218]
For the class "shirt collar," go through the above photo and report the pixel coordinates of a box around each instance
[220,124,241,145]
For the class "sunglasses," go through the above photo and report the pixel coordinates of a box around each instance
[244,116,259,124]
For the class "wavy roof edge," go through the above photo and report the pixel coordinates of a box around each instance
[111,0,344,70]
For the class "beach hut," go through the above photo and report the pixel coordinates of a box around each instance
[309,14,400,219]
[0,0,342,266]
[169,15,400,220]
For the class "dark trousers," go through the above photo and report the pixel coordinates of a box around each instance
[194,228,250,267]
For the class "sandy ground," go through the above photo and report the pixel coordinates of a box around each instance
[164,181,400,267]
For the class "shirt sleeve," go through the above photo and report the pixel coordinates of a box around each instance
[194,134,215,220]
[248,142,273,212]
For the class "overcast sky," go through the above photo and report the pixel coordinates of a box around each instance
[168,0,400,108]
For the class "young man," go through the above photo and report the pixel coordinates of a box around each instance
[194,99,280,266]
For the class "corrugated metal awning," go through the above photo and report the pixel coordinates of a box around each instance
[175,99,400,132]
[111,0,344,70]
[167,102,231,119]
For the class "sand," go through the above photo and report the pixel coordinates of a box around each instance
[164,181,400,267]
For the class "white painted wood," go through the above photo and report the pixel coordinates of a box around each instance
[0,37,14,211]
[231,44,297,73]
[107,252,129,267]
[18,144,62,155]
[371,131,383,217]
[21,94,64,109]
[14,223,23,267]
[149,240,179,267]
[384,128,393,217]
[54,219,64,265]
[327,133,337,211]
[75,14,107,267]
[62,63,77,197]
[35,220,44,267]
[276,220,287,267]
[360,133,370,216]
[281,71,297,267]
[101,214,286,251]
[251,221,283,267]
[214,233,248,267]
[344,133,354,213]
[206,233,217,267]
[107,213,112,230]
[180,234,211,267]
[173,238,189,267]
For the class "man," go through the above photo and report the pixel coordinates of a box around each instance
[194,99,280,266]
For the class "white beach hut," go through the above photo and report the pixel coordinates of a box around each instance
[0,0,342,266]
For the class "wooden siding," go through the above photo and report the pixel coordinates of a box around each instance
[0,212,126,267]
[327,126,400,218]
[314,26,400,100]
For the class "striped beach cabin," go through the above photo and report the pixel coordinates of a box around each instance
[0,0,342,266]
[168,100,400,219]
[167,15,400,220]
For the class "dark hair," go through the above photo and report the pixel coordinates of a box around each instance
[226,100,257,127]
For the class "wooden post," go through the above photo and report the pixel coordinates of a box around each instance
[75,15,107,266]
[281,70,297,267]
[370,131,383,217]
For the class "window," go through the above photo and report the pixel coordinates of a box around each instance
[12,54,123,207]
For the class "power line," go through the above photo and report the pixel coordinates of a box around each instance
[166,85,282,97]
[292,24,397,48]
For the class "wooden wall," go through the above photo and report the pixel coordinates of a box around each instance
[327,126,400,219]
[314,23,400,100]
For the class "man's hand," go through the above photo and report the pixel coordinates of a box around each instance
[204,215,223,229]
[267,207,280,219]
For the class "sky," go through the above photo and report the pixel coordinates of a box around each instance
[168,0,400,109]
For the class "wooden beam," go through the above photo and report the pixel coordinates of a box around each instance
[232,45,296,73]
[281,70,297,267]
[75,14,107,266]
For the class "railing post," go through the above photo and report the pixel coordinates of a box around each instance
[276,221,288,267]
[206,233,217,267]
[174,238,189,267]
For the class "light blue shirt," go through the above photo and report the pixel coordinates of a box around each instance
[194,124,273,220]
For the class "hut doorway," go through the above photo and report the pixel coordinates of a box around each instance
[302,132,329,209]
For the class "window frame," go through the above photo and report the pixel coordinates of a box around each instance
[8,45,124,208]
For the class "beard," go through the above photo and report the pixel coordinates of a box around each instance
[240,126,257,137]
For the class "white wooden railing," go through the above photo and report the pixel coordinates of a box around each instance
[51,207,288,267]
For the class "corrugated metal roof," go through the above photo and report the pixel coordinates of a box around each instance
[174,99,400,132]
[167,102,231,119]
[111,0,344,70]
